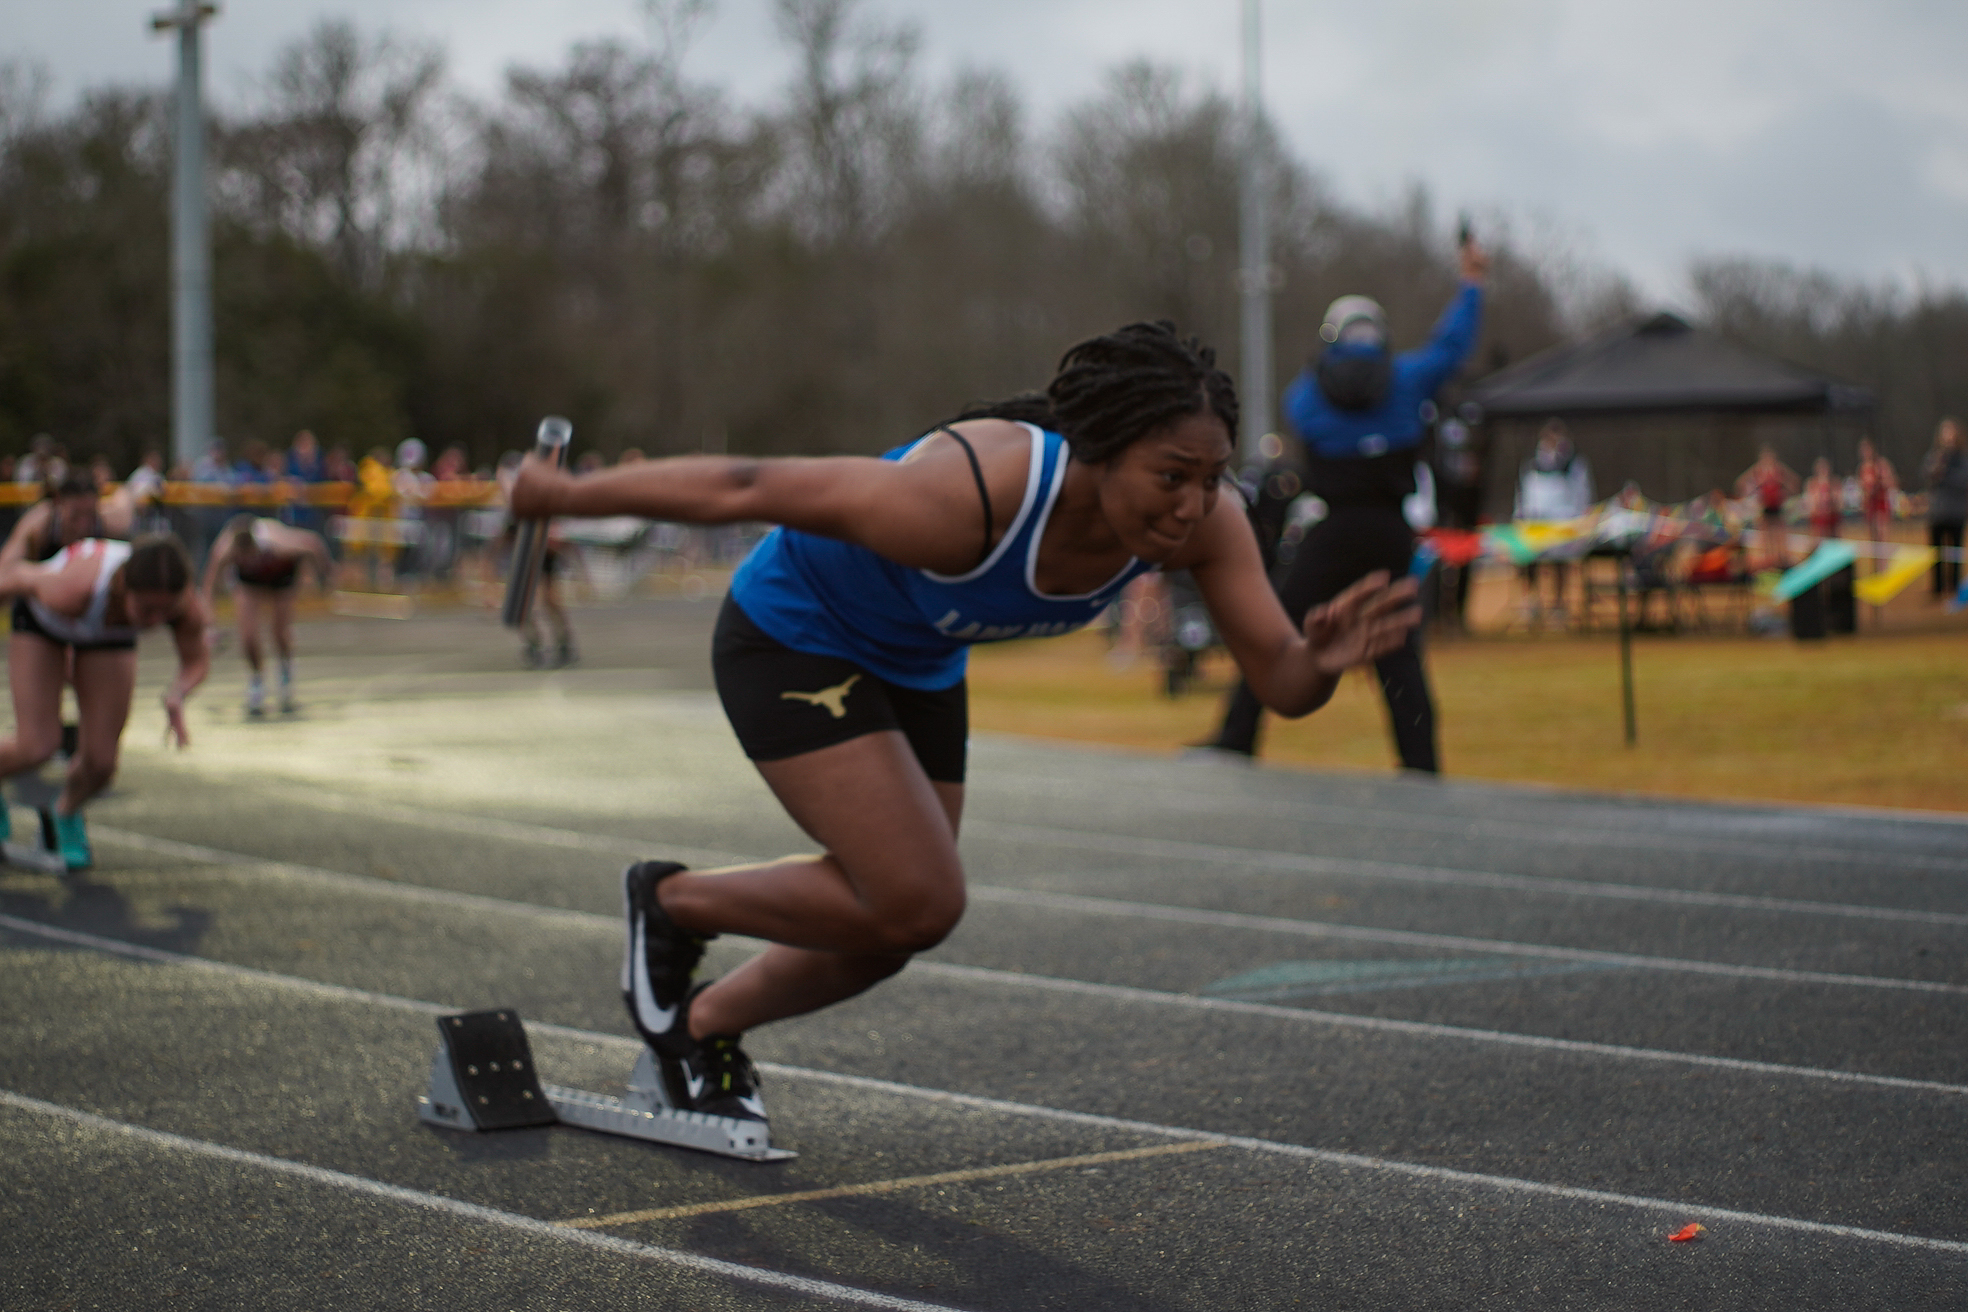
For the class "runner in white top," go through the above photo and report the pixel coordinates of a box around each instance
[0,534,209,869]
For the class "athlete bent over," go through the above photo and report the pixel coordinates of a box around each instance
[513,320,1420,1127]
[0,536,208,868]
[200,515,332,715]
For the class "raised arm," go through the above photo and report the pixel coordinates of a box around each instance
[1400,243,1490,395]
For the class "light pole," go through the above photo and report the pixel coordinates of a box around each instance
[1237,0,1274,463]
[151,1,219,474]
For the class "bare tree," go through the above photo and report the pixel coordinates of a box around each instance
[220,20,446,285]
[770,0,922,246]
[0,59,50,150]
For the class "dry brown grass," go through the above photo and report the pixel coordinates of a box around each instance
[966,623,1968,814]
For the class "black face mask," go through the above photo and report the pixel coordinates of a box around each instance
[1316,348,1393,413]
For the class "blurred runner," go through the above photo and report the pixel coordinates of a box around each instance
[200,515,334,715]
[1735,445,1800,571]
[0,535,208,869]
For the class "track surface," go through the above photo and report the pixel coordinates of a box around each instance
[3,597,1964,1310]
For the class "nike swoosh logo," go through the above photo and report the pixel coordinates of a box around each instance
[685,1071,706,1101]
[737,1093,766,1118]
[629,920,677,1034]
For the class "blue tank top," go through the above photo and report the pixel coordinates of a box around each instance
[729,423,1156,690]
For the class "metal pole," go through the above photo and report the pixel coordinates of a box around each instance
[153,2,218,473]
[1617,555,1637,747]
[1237,0,1273,461]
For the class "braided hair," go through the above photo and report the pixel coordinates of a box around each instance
[955,321,1238,463]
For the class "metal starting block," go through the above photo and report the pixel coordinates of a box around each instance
[3,773,68,876]
[417,1009,794,1162]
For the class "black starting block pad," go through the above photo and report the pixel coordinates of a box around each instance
[417,1009,794,1162]
[418,1009,557,1130]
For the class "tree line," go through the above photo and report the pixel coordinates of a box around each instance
[0,0,1958,478]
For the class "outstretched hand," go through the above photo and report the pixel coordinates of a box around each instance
[162,692,190,749]
[509,453,567,521]
[1302,571,1423,674]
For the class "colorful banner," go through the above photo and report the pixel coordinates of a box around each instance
[1853,547,1937,606]
[1771,541,1857,601]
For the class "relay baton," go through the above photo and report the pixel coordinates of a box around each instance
[501,416,573,629]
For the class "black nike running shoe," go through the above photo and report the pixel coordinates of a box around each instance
[621,861,715,1057]
[678,1032,767,1124]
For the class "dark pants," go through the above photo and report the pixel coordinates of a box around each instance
[1931,522,1963,595]
[1207,506,1438,772]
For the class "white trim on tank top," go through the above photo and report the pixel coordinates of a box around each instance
[918,421,1048,586]
[1022,438,1142,601]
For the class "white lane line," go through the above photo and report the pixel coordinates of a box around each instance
[964,821,1968,930]
[907,962,1968,1097]
[5,911,1966,1102]
[0,1089,965,1312]
[963,886,1968,997]
[766,1066,1968,1259]
[979,774,1968,873]
[216,780,1968,928]
[5,920,1966,1260]
[93,826,630,931]
[111,822,1968,997]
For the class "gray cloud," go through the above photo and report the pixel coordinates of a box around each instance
[8,0,1964,300]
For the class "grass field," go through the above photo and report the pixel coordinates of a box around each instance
[966,622,1968,814]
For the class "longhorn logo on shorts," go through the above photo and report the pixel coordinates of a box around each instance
[780,674,861,719]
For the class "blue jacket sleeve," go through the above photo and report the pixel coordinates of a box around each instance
[1399,282,1484,395]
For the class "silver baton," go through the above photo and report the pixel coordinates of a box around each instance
[501,416,574,629]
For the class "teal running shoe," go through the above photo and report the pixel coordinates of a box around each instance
[52,809,90,871]
[0,803,11,843]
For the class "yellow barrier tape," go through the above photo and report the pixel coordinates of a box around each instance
[0,480,500,510]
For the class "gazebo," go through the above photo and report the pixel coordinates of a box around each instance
[1465,312,1873,518]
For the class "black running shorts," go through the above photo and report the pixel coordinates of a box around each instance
[711,595,968,783]
[8,599,137,652]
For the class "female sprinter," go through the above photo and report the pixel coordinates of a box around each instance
[200,515,333,714]
[0,535,208,868]
[511,322,1420,1126]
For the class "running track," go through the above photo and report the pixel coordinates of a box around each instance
[2,597,1963,1309]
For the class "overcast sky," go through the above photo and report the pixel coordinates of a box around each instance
[11,0,1966,306]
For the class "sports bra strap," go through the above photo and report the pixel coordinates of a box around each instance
[937,425,994,568]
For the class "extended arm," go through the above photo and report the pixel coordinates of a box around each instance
[256,521,334,591]
[0,548,93,611]
[97,485,139,537]
[1183,499,1421,717]
[511,422,1021,576]
[0,501,52,576]
[198,532,237,603]
[161,596,212,748]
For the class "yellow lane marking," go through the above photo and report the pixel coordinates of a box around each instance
[560,1139,1224,1230]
